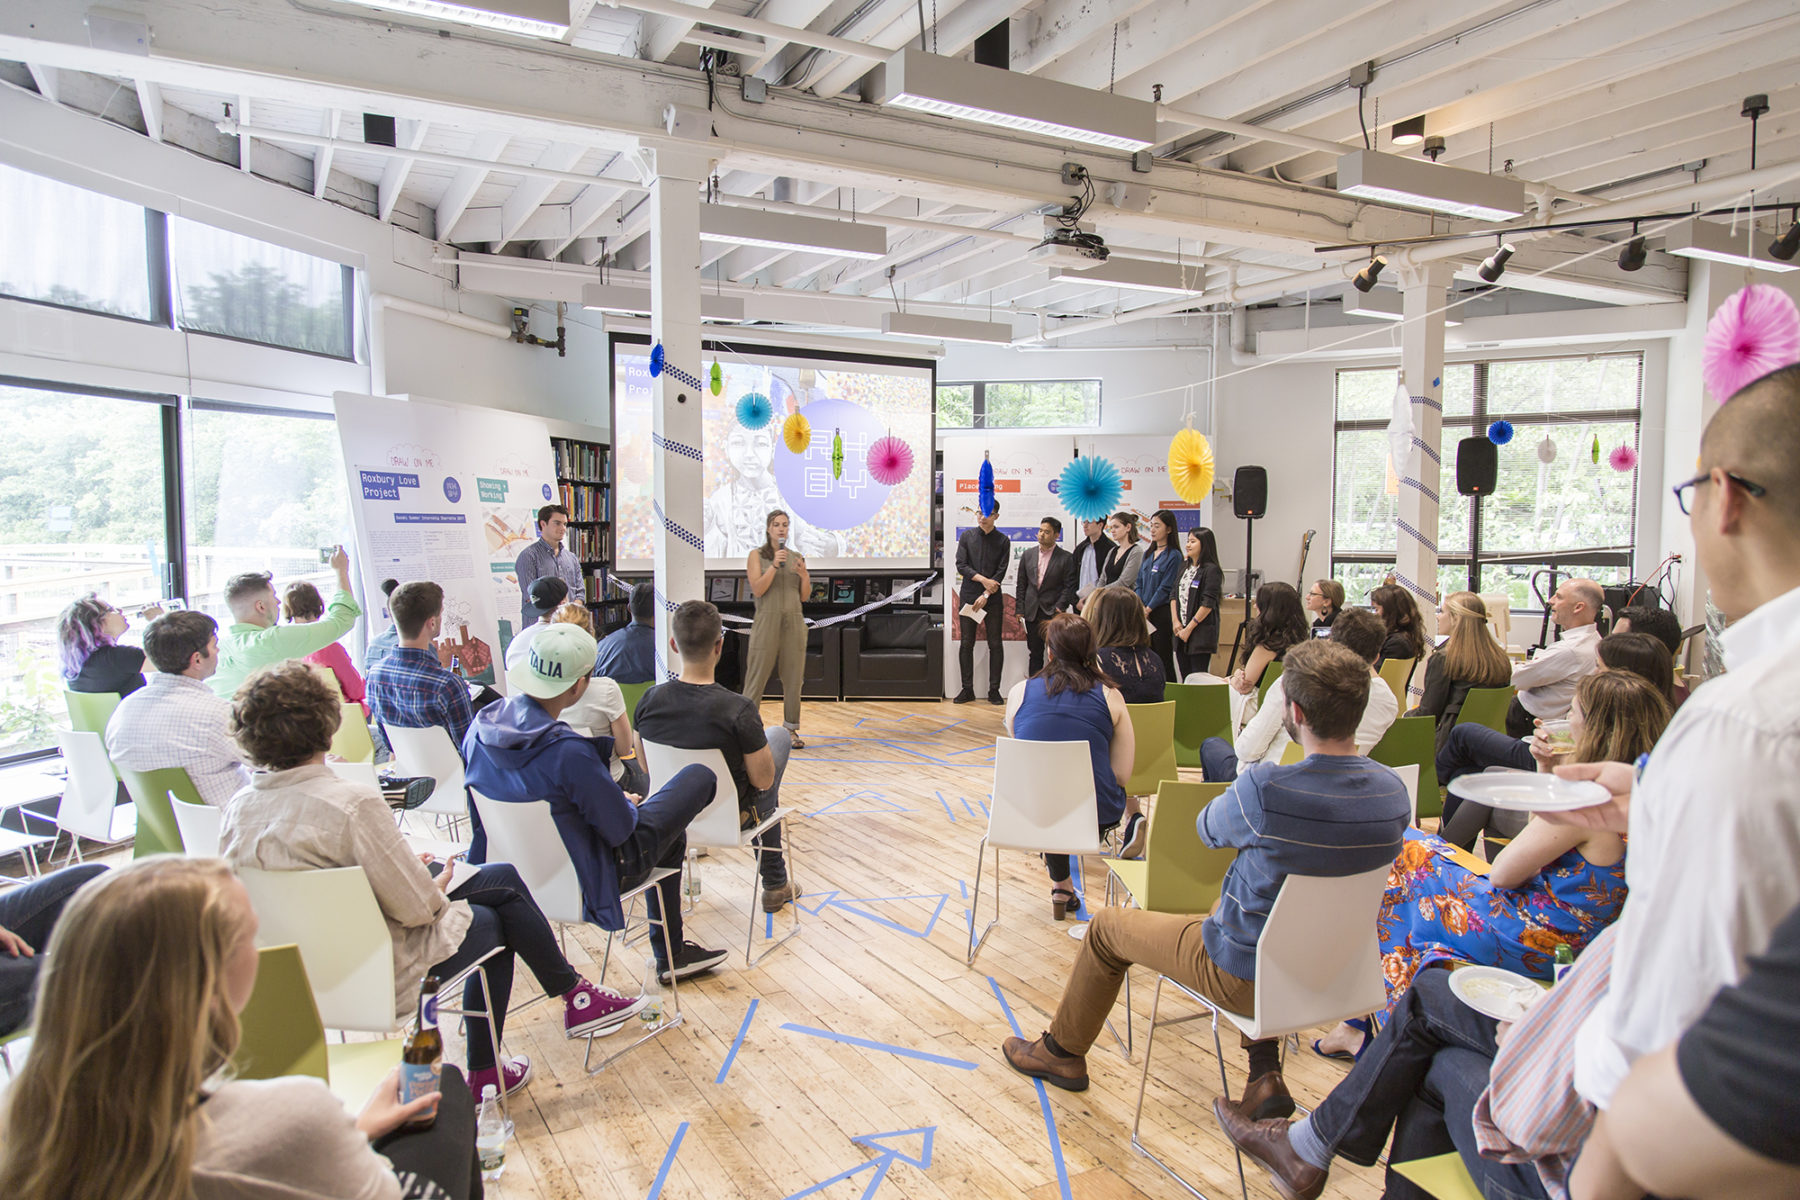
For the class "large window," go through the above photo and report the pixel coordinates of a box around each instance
[936,379,1100,429]
[0,162,162,321]
[170,219,355,359]
[1331,354,1642,612]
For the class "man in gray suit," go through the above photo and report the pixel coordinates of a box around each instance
[1015,516,1078,676]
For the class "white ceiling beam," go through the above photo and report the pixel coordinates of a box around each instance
[809,0,1033,100]
[377,119,429,223]
[432,129,509,241]
[1037,0,1298,93]
[450,199,627,245]
[680,28,766,56]
[311,109,340,199]
[25,62,58,104]
[1011,0,1161,77]
[135,78,162,142]
[538,171,632,260]
[237,94,252,171]
[1556,128,1800,199]
[742,0,837,75]
[642,0,716,62]
[494,141,587,250]
[1447,234,1685,307]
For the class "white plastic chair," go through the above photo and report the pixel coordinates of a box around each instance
[383,724,469,837]
[966,737,1102,965]
[326,759,381,790]
[638,740,800,966]
[1390,763,1421,826]
[51,730,136,857]
[170,793,222,857]
[469,789,682,1074]
[1131,864,1393,1200]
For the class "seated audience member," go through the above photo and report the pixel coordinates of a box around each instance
[57,593,158,697]
[0,864,107,1036]
[635,601,796,916]
[1569,901,1800,1200]
[1003,639,1410,1121]
[1411,591,1513,747]
[223,663,641,1100]
[1609,603,1683,657]
[593,581,658,684]
[1503,576,1603,736]
[1084,586,1166,704]
[284,580,368,716]
[1370,583,1424,668]
[1003,613,1137,911]
[1229,581,1310,708]
[548,601,648,795]
[1306,579,1344,632]
[105,611,250,807]
[1596,630,1676,706]
[210,547,361,698]
[504,576,570,672]
[464,622,728,984]
[1202,607,1396,782]
[362,577,403,673]
[0,858,480,1200]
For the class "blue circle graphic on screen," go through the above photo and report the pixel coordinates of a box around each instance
[442,476,461,502]
[541,483,553,501]
[770,396,889,530]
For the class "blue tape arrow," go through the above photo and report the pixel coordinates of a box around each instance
[782,1127,936,1200]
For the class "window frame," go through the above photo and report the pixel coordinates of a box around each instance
[936,378,1102,430]
[0,199,173,329]
[167,217,358,362]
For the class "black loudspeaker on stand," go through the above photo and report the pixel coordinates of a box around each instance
[1455,437,1497,591]
[1231,466,1267,673]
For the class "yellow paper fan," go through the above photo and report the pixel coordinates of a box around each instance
[1168,427,1215,503]
[782,411,812,454]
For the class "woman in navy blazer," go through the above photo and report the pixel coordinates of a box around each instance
[1135,510,1183,681]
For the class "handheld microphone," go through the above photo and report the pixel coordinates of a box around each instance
[776,535,786,550]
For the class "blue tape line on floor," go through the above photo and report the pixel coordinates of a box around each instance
[716,999,758,1084]
[781,1023,978,1070]
[988,977,1073,1200]
[645,1120,688,1199]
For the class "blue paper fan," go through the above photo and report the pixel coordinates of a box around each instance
[1487,419,1514,445]
[736,392,773,430]
[1058,455,1123,524]
[977,453,996,517]
[649,343,665,377]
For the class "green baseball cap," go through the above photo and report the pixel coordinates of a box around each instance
[507,623,598,699]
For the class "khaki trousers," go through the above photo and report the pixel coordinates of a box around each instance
[742,616,806,728]
[1049,908,1266,1057]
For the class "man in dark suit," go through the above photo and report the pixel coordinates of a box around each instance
[1015,517,1078,675]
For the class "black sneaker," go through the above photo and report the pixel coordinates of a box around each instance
[987,691,1005,705]
[1119,812,1148,858]
[952,690,977,704]
[657,940,729,984]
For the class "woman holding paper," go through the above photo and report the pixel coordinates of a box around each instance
[744,509,811,748]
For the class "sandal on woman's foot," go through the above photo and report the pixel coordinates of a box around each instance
[1050,888,1077,921]
[1311,1017,1371,1062]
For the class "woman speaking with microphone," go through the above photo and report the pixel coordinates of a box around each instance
[743,509,811,748]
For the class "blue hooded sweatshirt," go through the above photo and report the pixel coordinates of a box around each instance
[462,693,642,929]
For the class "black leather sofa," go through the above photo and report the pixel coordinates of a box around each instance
[840,610,943,699]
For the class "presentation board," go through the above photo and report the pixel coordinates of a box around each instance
[610,335,934,572]
[333,391,563,689]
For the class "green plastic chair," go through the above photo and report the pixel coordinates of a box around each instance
[1454,686,1515,734]
[1123,702,1180,797]
[1256,659,1285,706]
[233,943,404,1111]
[329,702,376,764]
[64,690,122,736]
[1166,682,1232,768]
[115,765,199,857]
[1104,781,1234,916]
[1278,741,1307,765]
[1377,656,1416,707]
[617,680,653,720]
[1392,1153,1483,1200]
[1369,715,1442,821]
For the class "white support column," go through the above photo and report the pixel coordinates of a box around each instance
[642,142,714,679]
[1396,263,1452,661]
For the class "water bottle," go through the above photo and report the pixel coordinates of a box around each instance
[475,1085,506,1181]
[641,956,665,1026]
[685,850,702,900]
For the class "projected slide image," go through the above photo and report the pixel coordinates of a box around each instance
[612,340,933,570]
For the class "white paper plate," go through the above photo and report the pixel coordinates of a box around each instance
[1449,965,1546,1023]
[1446,772,1611,813]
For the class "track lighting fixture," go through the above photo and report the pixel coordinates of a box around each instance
[1477,242,1514,283]
[1422,136,1446,163]
[1352,254,1388,293]
[1772,212,1800,262]
[1618,221,1647,271]
[1391,116,1426,147]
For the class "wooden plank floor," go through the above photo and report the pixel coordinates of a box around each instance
[442,698,1390,1200]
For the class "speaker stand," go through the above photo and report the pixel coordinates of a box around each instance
[1231,516,1258,674]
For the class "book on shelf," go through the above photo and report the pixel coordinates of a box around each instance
[552,439,607,481]
[707,577,736,603]
[831,578,857,605]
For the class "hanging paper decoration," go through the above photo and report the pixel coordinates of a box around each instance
[645,342,703,390]
[1608,444,1639,473]
[781,411,811,454]
[977,451,997,517]
[1702,283,1800,402]
[649,343,665,377]
[1536,436,1556,464]
[1387,380,1414,481]
[1487,420,1514,445]
[1057,455,1123,524]
[736,392,773,430]
[709,362,723,395]
[1166,427,1216,504]
[831,428,844,480]
[1591,433,1601,464]
[867,435,915,486]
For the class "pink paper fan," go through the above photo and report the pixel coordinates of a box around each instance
[1608,444,1639,473]
[868,435,914,486]
[1703,284,1800,402]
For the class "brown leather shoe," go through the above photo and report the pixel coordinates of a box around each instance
[1211,1097,1327,1200]
[1002,1034,1089,1091]
[761,881,798,913]
[1236,1070,1296,1120]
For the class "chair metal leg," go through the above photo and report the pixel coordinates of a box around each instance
[745,813,801,968]
[964,839,999,965]
[583,885,684,1074]
[1130,974,1241,1200]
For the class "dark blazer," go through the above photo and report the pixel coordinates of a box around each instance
[1014,544,1077,621]
[1177,562,1224,652]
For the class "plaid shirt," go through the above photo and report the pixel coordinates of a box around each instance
[104,672,250,807]
[365,646,475,748]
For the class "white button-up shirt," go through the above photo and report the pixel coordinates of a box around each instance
[1511,622,1601,720]
[105,672,251,807]
[1573,584,1800,1109]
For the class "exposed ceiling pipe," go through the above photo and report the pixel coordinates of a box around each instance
[599,0,886,60]
[372,293,511,337]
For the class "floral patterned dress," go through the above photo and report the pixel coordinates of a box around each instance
[1373,828,1627,1025]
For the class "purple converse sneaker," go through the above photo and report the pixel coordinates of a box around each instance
[467,1054,532,1099]
[564,977,647,1038]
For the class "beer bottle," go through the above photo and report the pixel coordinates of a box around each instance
[1553,943,1574,985]
[399,975,443,1129]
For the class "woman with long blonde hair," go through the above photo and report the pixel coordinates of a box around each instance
[1413,591,1513,747]
[0,857,479,1200]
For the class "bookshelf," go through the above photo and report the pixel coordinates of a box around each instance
[550,435,613,610]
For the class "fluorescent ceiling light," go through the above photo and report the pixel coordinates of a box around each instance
[1341,288,1460,325]
[1050,258,1211,296]
[879,47,1157,152]
[333,0,568,38]
[581,284,747,321]
[882,311,1013,344]
[699,206,886,260]
[1336,149,1526,221]
[1661,218,1800,274]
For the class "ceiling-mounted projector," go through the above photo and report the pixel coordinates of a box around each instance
[1027,214,1110,269]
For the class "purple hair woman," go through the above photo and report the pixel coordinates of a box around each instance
[57,594,156,697]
